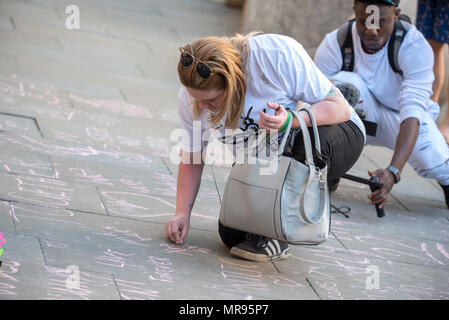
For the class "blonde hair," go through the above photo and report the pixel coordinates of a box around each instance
[177,31,262,129]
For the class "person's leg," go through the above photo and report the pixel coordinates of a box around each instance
[326,71,383,188]
[289,120,365,184]
[427,40,449,143]
[406,110,449,189]
[220,210,291,262]
[372,101,449,208]
[428,39,446,102]
[442,44,449,144]
[416,0,442,101]
[218,221,246,248]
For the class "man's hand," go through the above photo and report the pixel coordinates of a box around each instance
[165,215,190,245]
[367,117,419,209]
[367,169,396,209]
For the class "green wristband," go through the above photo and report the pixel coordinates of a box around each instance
[280,112,291,133]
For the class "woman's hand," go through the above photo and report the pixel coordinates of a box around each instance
[258,102,289,132]
[165,214,190,245]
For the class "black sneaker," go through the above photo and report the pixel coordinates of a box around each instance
[439,183,449,209]
[230,233,291,262]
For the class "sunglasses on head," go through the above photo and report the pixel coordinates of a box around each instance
[179,48,213,80]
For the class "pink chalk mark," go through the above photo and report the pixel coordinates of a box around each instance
[436,243,449,261]
[421,243,445,265]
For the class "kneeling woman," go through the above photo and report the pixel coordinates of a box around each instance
[165,32,365,262]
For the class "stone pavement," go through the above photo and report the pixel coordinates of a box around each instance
[0,0,448,300]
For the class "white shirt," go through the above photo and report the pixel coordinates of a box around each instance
[178,33,364,153]
[314,22,436,124]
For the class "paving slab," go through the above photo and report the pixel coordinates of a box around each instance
[0,29,63,53]
[97,182,221,232]
[50,155,172,193]
[39,223,318,300]
[11,202,156,249]
[18,44,143,79]
[0,259,120,300]
[329,188,449,269]
[0,131,170,171]
[0,144,54,178]
[0,0,60,21]
[0,171,107,215]
[0,16,14,31]
[0,74,72,110]
[0,112,41,138]
[0,232,45,265]
[37,114,177,153]
[0,51,18,75]
[0,101,129,134]
[0,200,14,233]
[274,245,449,300]
[331,183,449,242]
[0,232,120,300]
[113,274,269,300]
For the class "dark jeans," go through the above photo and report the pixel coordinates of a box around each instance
[219,119,365,248]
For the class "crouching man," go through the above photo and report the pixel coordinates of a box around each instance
[314,0,449,209]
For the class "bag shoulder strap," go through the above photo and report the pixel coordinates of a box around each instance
[388,18,412,76]
[298,107,322,159]
[289,110,327,225]
[287,110,318,167]
[337,19,355,72]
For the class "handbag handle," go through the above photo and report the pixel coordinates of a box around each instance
[298,107,322,159]
[300,176,327,224]
[289,110,327,225]
[285,110,315,166]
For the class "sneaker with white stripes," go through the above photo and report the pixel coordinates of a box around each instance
[230,233,291,262]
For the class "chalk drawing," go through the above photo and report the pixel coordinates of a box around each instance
[114,278,160,300]
[159,243,210,256]
[0,261,20,296]
[100,190,175,218]
[147,256,174,283]
[44,265,94,300]
[95,226,152,248]
[215,258,303,295]
[96,248,136,268]
[0,154,54,178]
[0,133,156,169]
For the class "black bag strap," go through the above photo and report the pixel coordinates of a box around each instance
[337,19,355,72]
[388,17,412,76]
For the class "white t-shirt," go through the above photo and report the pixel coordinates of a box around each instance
[314,22,436,124]
[178,33,364,153]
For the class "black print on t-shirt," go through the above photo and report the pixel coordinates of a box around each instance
[222,106,260,145]
[240,106,259,132]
